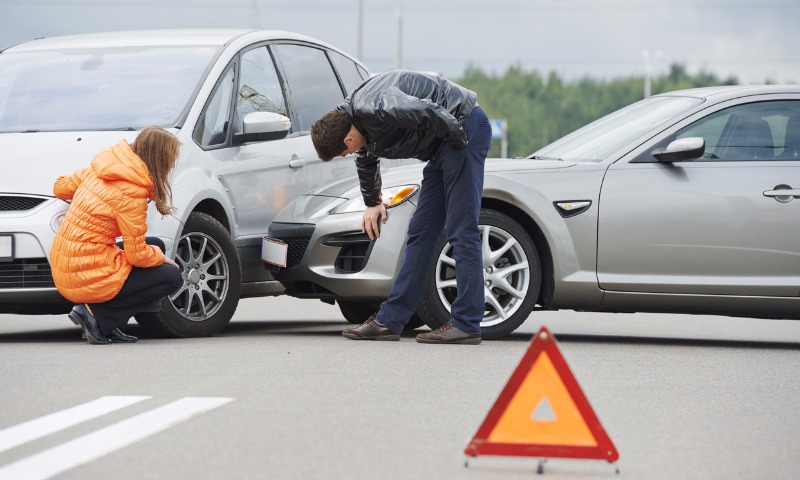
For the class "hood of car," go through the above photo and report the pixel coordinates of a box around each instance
[0,131,143,196]
[485,157,576,172]
[308,157,575,198]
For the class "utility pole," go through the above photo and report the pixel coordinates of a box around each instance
[642,50,662,98]
[395,0,403,70]
[357,0,364,61]
[249,0,262,29]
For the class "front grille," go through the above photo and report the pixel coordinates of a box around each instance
[0,196,47,211]
[0,258,56,288]
[286,237,311,268]
[268,223,315,269]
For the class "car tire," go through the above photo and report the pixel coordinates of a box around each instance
[338,300,424,331]
[135,212,241,337]
[416,209,541,340]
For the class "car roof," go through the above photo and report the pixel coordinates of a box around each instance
[657,84,800,101]
[2,29,336,52]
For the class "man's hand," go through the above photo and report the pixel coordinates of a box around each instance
[362,204,387,240]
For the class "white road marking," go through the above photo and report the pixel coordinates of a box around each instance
[0,397,233,480]
[0,396,151,454]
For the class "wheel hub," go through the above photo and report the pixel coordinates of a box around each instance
[187,268,201,285]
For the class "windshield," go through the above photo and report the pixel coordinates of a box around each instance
[531,96,703,162]
[0,46,220,132]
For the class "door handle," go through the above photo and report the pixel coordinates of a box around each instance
[289,157,307,168]
[763,185,800,203]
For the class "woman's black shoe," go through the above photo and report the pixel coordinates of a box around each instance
[67,305,83,327]
[68,304,111,345]
[68,306,86,340]
[108,328,138,343]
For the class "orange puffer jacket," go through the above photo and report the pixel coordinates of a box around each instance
[50,140,166,303]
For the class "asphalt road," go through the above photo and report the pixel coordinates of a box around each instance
[0,297,799,480]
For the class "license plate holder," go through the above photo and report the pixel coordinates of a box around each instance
[261,237,288,268]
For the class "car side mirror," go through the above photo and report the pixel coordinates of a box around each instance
[232,112,291,145]
[653,137,705,162]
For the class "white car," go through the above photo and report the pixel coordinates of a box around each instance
[0,29,402,336]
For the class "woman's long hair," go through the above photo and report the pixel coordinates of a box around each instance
[131,126,180,216]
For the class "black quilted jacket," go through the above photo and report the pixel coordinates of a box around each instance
[337,70,477,206]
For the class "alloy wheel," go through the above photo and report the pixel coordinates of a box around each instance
[435,224,530,327]
[171,232,229,321]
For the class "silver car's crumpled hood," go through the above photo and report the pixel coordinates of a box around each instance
[307,157,575,199]
[0,131,141,196]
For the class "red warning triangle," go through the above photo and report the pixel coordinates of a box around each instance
[465,326,618,462]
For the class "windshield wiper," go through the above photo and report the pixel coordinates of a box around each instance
[528,155,563,161]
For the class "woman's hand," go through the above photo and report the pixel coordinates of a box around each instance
[163,257,180,269]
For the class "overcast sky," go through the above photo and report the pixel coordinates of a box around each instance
[2,0,799,84]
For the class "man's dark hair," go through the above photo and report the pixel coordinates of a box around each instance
[310,109,352,161]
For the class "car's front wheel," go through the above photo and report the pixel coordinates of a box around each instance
[416,209,541,340]
[135,212,241,337]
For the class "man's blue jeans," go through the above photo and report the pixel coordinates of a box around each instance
[376,106,492,334]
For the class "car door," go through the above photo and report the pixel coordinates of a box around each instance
[210,44,313,239]
[597,98,800,297]
[269,43,358,193]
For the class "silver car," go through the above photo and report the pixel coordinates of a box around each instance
[269,85,800,339]
[0,29,401,336]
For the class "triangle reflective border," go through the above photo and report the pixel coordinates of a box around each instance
[464,326,619,462]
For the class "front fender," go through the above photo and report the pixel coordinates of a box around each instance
[482,165,606,307]
[148,167,236,257]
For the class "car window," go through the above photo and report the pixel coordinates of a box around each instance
[0,46,218,132]
[532,96,702,162]
[272,44,345,132]
[678,101,800,160]
[194,66,235,147]
[234,46,288,135]
[328,50,366,96]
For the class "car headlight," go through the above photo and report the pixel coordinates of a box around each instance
[331,184,419,214]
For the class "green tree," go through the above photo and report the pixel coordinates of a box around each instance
[455,63,739,157]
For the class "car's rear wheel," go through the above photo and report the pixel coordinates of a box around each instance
[135,212,241,337]
[338,300,424,331]
[416,209,541,340]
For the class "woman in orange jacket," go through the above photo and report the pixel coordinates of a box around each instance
[50,126,183,345]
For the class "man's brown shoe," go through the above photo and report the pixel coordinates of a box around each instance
[416,323,481,345]
[342,314,400,341]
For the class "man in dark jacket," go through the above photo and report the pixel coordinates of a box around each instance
[310,70,492,344]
